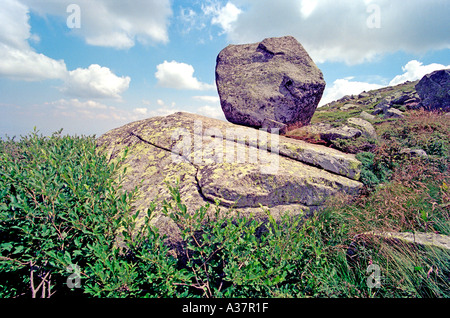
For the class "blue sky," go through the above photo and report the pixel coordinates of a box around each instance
[1,0,449,137]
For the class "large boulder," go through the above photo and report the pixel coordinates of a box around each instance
[416,69,450,112]
[97,112,362,248]
[215,36,326,131]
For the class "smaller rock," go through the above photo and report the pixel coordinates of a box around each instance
[340,103,359,111]
[296,123,362,143]
[347,117,378,140]
[400,148,427,157]
[340,95,353,102]
[261,118,287,135]
[405,102,420,110]
[352,231,450,251]
[384,108,404,119]
[358,92,370,98]
[359,111,376,121]
[320,125,362,142]
[372,99,391,115]
[392,94,410,105]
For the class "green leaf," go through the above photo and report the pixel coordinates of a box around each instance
[0,242,13,252]
[64,251,72,264]
[12,245,24,255]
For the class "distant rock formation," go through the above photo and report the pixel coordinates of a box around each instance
[215,36,326,131]
[416,69,450,112]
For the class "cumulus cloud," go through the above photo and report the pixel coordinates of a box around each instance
[0,0,131,98]
[320,77,383,106]
[204,1,242,34]
[0,0,67,81]
[191,93,225,120]
[220,0,450,64]
[61,64,131,99]
[23,0,172,49]
[389,60,450,86]
[0,0,32,50]
[155,60,215,90]
[0,44,67,81]
[196,105,226,120]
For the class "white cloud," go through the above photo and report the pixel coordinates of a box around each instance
[133,107,148,116]
[0,0,131,99]
[24,0,172,49]
[62,64,131,99]
[49,98,116,120]
[209,2,242,34]
[320,78,383,106]
[221,0,450,64]
[192,95,220,103]
[0,44,67,81]
[50,98,108,110]
[155,60,215,90]
[196,105,226,120]
[389,60,450,86]
[0,0,32,50]
[0,0,67,81]
[300,0,319,18]
[179,8,202,34]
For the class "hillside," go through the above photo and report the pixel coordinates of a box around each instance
[286,80,423,152]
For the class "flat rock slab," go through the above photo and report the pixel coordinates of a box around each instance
[355,231,450,251]
[215,36,326,130]
[97,112,362,245]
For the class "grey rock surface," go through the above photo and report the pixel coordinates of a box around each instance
[215,36,326,130]
[97,112,363,249]
[416,69,450,112]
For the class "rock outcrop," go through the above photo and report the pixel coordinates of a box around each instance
[347,117,378,140]
[97,112,362,246]
[416,69,450,112]
[215,36,326,131]
[294,123,362,143]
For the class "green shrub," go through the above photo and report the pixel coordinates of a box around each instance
[0,130,189,297]
[356,151,392,188]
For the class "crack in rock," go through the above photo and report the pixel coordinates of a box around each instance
[129,131,213,206]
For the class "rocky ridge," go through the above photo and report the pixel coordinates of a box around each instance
[97,33,449,252]
[285,80,425,152]
[97,112,362,245]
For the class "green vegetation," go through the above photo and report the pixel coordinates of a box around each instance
[1,107,449,298]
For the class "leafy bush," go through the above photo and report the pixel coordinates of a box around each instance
[356,151,393,188]
[0,130,353,298]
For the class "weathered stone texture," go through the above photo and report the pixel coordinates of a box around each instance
[215,36,326,130]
